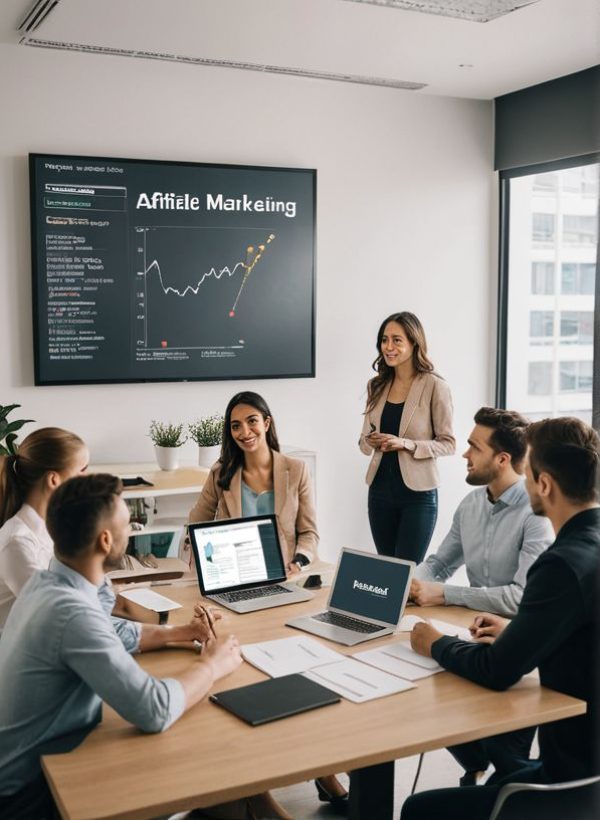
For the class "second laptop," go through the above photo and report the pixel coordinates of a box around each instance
[188,515,314,613]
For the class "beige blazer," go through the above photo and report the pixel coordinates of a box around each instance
[359,372,455,491]
[188,450,318,565]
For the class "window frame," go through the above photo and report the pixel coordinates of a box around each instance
[495,152,600,428]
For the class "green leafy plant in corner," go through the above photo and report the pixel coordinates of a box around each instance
[188,415,224,447]
[148,421,186,448]
[0,404,34,456]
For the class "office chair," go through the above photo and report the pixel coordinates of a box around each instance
[489,774,600,820]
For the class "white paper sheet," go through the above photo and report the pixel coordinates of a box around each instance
[376,640,442,670]
[119,588,182,611]
[354,647,443,680]
[303,658,416,703]
[399,615,472,641]
[241,636,344,677]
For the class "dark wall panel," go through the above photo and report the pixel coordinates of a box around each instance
[495,66,600,171]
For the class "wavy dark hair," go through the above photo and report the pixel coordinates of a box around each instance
[217,392,280,490]
[366,312,434,412]
[0,427,85,527]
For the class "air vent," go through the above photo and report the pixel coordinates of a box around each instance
[18,0,61,33]
[344,0,539,23]
[19,37,428,91]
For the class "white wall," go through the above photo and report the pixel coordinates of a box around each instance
[0,43,494,561]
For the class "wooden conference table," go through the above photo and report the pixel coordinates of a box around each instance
[42,582,586,820]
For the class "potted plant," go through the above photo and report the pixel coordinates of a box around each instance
[148,421,186,471]
[188,414,224,468]
[0,404,34,455]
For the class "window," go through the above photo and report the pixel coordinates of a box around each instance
[559,361,593,393]
[560,311,594,345]
[501,159,598,425]
[529,362,552,396]
[532,213,555,244]
[561,263,596,295]
[529,310,554,342]
[563,214,597,244]
[531,262,554,294]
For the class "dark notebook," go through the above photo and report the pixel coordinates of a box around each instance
[209,673,340,725]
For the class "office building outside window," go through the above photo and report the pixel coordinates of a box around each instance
[505,163,598,424]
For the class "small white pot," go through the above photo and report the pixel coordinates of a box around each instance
[154,445,180,471]
[197,444,221,469]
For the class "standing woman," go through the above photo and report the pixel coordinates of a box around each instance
[0,427,89,629]
[360,312,455,564]
[188,391,317,574]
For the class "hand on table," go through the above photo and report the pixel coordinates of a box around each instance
[191,603,223,642]
[286,561,301,578]
[202,633,243,679]
[469,612,508,644]
[410,621,444,658]
[410,579,445,607]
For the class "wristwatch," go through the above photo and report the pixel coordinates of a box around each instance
[292,553,310,570]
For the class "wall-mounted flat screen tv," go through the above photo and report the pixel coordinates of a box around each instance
[30,153,316,385]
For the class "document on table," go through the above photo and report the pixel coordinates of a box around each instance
[303,658,416,703]
[398,615,471,641]
[242,636,344,677]
[354,646,443,681]
[119,588,182,611]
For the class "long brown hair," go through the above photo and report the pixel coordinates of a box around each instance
[0,427,85,526]
[366,312,434,413]
[218,392,280,490]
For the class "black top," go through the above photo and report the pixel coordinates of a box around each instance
[372,402,404,484]
[432,507,600,782]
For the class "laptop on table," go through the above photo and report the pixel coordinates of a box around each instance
[286,548,414,646]
[188,515,314,613]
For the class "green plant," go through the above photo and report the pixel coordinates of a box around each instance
[188,415,224,447]
[148,421,186,448]
[0,404,34,456]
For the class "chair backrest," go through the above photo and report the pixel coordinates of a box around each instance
[490,775,600,820]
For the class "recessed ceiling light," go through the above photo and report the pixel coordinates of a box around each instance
[343,0,540,23]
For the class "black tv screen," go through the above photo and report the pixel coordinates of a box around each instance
[29,153,316,385]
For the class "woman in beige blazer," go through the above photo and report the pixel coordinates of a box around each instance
[188,391,318,573]
[360,312,455,563]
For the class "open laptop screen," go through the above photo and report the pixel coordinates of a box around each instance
[189,515,286,594]
[329,550,413,627]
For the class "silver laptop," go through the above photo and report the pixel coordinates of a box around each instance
[286,548,414,646]
[188,515,314,613]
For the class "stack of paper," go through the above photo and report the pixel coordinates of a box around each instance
[303,658,415,703]
[355,642,443,681]
[242,636,343,678]
[242,636,417,703]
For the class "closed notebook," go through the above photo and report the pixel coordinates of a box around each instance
[209,673,340,725]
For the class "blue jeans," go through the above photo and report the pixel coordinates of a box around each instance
[368,475,438,564]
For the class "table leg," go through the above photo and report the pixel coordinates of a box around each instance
[349,761,395,820]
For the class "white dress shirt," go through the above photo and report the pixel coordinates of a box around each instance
[0,505,53,630]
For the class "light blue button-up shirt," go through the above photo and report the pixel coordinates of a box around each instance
[414,480,554,616]
[0,559,185,795]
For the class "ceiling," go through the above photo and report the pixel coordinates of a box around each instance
[2,0,599,99]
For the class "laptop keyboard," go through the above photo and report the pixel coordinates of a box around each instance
[215,585,292,603]
[312,611,383,634]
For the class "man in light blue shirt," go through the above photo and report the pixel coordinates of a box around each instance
[410,407,553,786]
[411,407,553,616]
[0,473,242,818]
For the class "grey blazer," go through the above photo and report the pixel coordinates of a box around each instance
[359,372,455,491]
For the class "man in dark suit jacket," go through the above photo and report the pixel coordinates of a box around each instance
[401,416,600,820]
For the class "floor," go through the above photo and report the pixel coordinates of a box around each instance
[270,747,464,818]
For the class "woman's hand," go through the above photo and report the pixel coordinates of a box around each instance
[286,561,301,577]
[378,435,415,452]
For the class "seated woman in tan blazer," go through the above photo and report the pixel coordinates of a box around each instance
[360,312,455,564]
[188,391,347,809]
[188,391,317,573]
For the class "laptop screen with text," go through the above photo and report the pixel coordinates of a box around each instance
[329,550,412,626]
[190,516,285,593]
